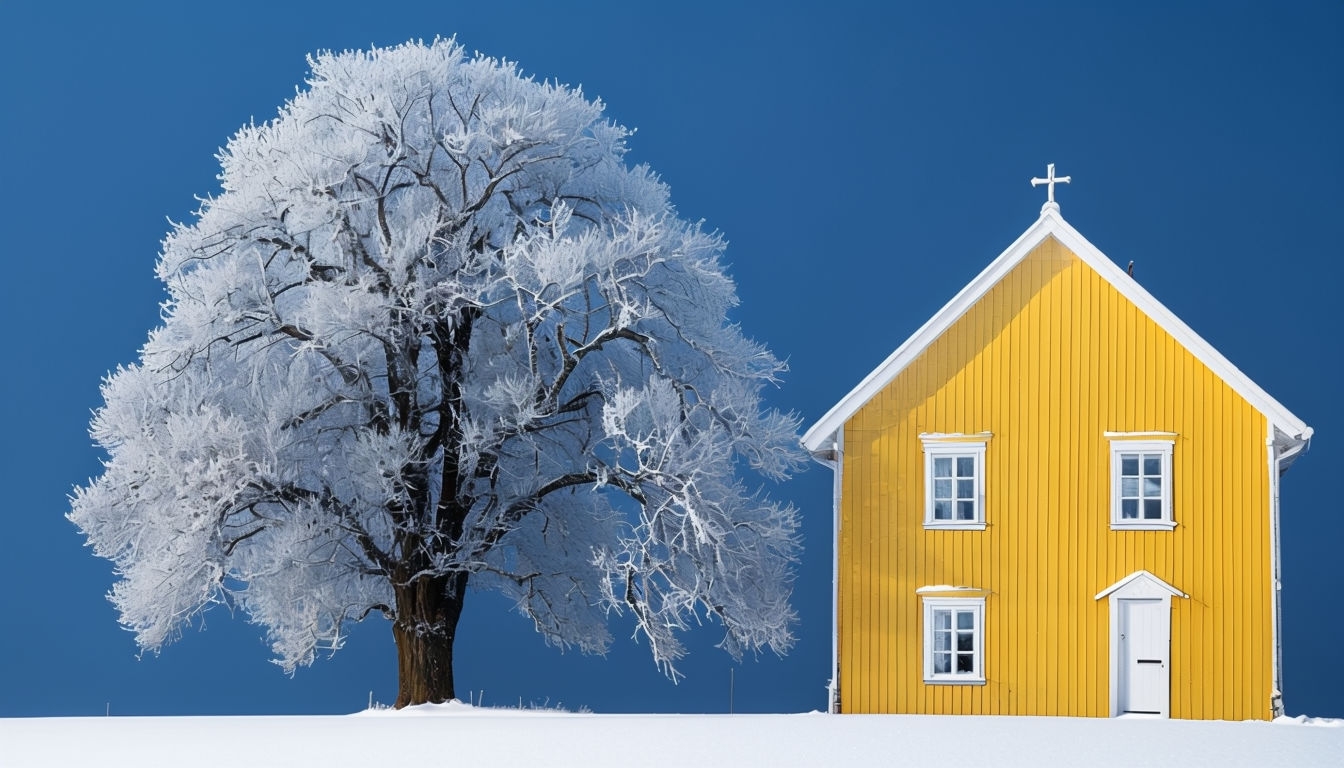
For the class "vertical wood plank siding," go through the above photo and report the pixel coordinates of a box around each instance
[837,237,1272,719]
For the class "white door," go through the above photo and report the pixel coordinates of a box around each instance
[1117,598,1169,716]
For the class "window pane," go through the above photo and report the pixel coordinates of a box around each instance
[934,457,952,476]
[1144,455,1161,476]
[1122,499,1138,519]
[934,479,952,499]
[1121,456,1139,476]
[1144,499,1163,519]
[957,501,975,520]
[934,500,952,520]
[1121,477,1139,497]
[1144,477,1161,497]
[930,605,980,678]
[957,479,974,499]
[956,456,974,477]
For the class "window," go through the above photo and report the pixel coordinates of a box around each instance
[1108,437,1175,530]
[920,436,987,529]
[922,597,985,684]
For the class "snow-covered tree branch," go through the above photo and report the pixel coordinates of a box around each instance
[69,39,803,707]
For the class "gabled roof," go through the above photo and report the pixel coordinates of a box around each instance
[801,205,1313,456]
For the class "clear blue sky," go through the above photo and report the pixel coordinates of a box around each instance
[1,1,1339,718]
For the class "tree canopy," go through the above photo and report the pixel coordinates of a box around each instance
[69,39,802,706]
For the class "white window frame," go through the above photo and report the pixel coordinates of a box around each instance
[921,436,987,530]
[1108,437,1176,530]
[922,596,986,685]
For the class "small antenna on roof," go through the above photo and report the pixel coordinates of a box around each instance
[1127,261,1135,277]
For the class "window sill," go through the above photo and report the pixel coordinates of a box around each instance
[1110,521,1177,531]
[924,522,987,531]
[923,677,987,686]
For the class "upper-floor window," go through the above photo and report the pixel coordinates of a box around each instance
[1107,435,1176,530]
[920,434,989,530]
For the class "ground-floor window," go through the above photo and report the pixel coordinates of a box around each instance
[922,596,985,684]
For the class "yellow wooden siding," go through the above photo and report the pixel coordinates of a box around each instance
[837,236,1273,719]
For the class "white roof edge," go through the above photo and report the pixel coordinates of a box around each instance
[800,213,1058,450]
[1045,213,1311,443]
[801,208,1312,452]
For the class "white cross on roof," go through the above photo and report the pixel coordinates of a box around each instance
[1031,163,1071,213]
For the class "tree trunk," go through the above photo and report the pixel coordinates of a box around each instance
[391,571,468,708]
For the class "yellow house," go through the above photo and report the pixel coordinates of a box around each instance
[801,168,1313,720]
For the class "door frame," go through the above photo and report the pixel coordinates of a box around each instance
[1095,570,1187,718]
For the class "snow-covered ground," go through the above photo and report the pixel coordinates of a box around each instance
[3,703,1340,767]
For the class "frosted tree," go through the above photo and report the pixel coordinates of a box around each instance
[69,39,802,708]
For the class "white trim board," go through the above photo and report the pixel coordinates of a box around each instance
[801,207,1311,455]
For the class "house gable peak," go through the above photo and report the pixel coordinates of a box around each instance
[801,177,1311,457]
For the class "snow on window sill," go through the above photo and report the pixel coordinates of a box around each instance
[924,521,988,531]
[1110,520,1177,531]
